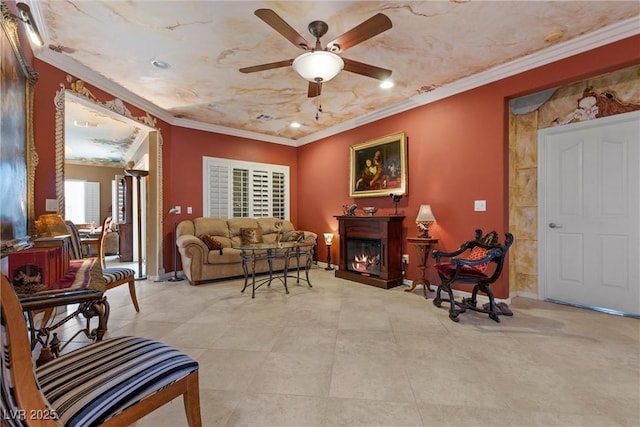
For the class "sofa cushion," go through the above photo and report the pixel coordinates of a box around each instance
[200,234,224,250]
[193,217,231,239]
[240,227,263,244]
[282,231,305,242]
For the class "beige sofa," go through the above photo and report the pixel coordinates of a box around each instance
[175,217,317,285]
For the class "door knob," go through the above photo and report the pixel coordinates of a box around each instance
[548,222,563,228]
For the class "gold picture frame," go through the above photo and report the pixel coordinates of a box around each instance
[349,131,407,198]
[0,3,39,256]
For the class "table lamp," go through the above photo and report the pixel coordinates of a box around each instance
[416,205,436,238]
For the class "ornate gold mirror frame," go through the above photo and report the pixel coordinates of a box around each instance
[53,78,165,277]
[0,3,38,254]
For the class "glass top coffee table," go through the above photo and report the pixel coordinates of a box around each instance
[237,241,315,298]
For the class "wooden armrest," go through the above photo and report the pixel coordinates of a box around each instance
[19,290,104,311]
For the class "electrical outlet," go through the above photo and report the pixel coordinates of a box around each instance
[175,206,181,214]
[402,254,409,264]
[187,206,193,214]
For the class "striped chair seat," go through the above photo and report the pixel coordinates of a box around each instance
[36,336,199,427]
[102,267,135,284]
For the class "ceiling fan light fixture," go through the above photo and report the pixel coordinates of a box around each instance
[292,51,344,83]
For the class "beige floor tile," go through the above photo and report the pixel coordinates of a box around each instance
[40,266,640,426]
[330,353,415,402]
[224,393,327,426]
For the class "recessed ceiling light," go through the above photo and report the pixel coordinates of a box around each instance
[290,122,301,128]
[380,79,394,89]
[544,30,564,43]
[151,60,170,69]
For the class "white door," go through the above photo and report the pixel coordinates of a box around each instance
[538,111,640,315]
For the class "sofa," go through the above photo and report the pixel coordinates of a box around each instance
[175,217,317,285]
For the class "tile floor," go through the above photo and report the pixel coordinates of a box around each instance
[51,263,639,427]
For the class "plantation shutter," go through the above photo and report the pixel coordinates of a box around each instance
[232,168,249,217]
[203,157,289,219]
[206,163,230,218]
[84,182,100,224]
[251,169,270,218]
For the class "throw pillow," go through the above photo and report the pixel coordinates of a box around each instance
[466,246,490,272]
[240,227,263,245]
[200,234,224,250]
[282,231,305,242]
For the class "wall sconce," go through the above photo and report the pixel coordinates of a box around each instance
[167,207,183,282]
[416,205,437,238]
[14,3,44,47]
[323,233,334,271]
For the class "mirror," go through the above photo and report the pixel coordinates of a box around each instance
[0,3,39,254]
[54,77,164,278]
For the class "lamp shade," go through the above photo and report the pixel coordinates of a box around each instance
[416,205,436,223]
[292,51,344,82]
[323,233,334,245]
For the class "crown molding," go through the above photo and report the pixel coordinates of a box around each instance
[30,8,639,147]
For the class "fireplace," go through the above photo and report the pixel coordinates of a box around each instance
[347,238,381,276]
[334,215,404,289]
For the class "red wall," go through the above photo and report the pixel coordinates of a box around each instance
[30,34,640,296]
[297,35,640,298]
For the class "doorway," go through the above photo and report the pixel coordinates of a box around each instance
[538,111,639,315]
[55,87,163,279]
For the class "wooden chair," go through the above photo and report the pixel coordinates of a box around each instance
[432,229,514,322]
[96,217,140,312]
[1,275,202,426]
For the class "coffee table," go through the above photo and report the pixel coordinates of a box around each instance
[237,241,315,298]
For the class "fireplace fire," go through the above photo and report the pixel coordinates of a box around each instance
[347,238,381,276]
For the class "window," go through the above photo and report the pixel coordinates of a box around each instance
[203,157,290,219]
[64,180,100,225]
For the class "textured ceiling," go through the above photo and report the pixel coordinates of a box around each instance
[27,0,639,161]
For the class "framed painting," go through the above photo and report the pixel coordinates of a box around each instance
[0,3,39,256]
[349,131,407,198]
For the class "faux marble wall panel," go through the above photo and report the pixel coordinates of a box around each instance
[508,64,640,296]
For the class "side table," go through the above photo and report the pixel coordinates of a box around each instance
[405,237,439,299]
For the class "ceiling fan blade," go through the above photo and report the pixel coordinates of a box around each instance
[308,81,322,98]
[342,58,392,80]
[255,9,311,51]
[239,59,293,74]
[326,13,392,53]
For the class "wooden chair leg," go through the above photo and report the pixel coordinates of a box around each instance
[183,372,202,427]
[127,279,140,312]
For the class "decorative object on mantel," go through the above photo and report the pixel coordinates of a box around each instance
[324,233,334,271]
[390,193,403,215]
[416,204,436,238]
[35,214,69,237]
[362,206,378,216]
[343,204,358,216]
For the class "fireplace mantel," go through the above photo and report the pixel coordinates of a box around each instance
[334,215,405,289]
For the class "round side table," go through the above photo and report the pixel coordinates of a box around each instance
[405,237,439,299]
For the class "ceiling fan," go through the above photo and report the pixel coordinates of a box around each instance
[240,9,392,98]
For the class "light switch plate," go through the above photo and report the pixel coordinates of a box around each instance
[45,199,58,212]
[474,200,487,211]
[187,206,193,214]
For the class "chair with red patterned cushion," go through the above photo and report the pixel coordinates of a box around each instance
[431,229,513,322]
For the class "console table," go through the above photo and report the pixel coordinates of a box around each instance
[238,242,315,298]
[406,237,439,299]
